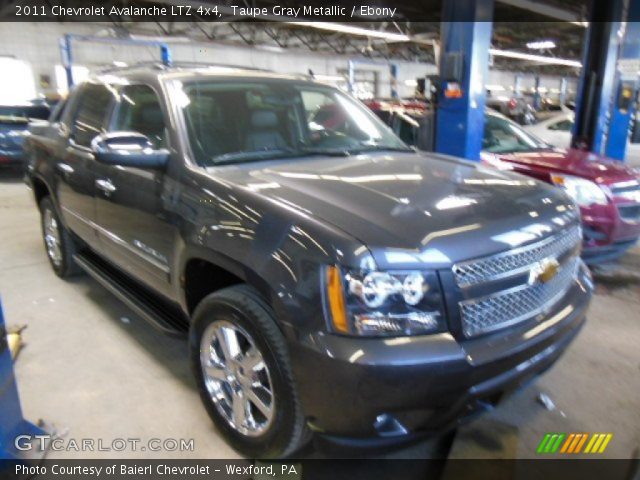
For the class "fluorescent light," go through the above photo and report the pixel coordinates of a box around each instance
[526,40,556,50]
[570,21,589,27]
[288,22,410,42]
[257,44,284,53]
[485,84,506,91]
[489,48,581,67]
[129,34,191,43]
[112,61,127,67]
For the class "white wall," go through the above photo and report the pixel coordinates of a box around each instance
[0,22,576,102]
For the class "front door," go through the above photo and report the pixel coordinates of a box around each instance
[93,84,176,297]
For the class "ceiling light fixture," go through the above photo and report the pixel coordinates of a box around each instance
[526,40,556,49]
[489,48,581,67]
[288,22,410,42]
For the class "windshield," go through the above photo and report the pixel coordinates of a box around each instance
[176,79,409,166]
[483,113,548,153]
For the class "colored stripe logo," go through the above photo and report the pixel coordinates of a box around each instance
[537,433,612,454]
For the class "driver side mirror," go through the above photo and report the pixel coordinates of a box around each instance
[92,132,169,169]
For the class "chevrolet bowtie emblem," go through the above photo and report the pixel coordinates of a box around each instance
[529,258,560,285]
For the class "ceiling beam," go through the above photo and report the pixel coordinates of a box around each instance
[496,0,587,24]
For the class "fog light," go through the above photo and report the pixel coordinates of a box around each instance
[354,311,440,335]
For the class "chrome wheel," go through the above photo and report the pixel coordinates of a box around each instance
[200,320,275,437]
[43,208,62,267]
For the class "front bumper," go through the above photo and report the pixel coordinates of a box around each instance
[288,271,592,438]
[581,201,640,261]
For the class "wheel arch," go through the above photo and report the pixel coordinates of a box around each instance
[177,247,290,334]
[30,174,52,207]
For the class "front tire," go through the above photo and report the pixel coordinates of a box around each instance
[39,196,81,278]
[189,285,310,458]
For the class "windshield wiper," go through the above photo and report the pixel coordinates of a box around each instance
[209,145,409,166]
[211,148,300,166]
[299,147,352,157]
[346,146,414,154]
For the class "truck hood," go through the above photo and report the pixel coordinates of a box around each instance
[490,148,639,186]
[210,152,579,268]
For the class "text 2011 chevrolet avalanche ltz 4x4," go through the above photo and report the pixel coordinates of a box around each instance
[24,65,593,458]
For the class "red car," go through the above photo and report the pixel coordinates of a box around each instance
[482,110,640,262]
[366,101,640,263]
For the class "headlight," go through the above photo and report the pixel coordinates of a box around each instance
[550,174,608,207]
[325,266,446,337]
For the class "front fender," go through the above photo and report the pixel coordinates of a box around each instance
[173,177,372,339]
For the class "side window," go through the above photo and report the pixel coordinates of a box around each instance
[72,84,113,147]
[392,115,417,146]
[111,85,167,148]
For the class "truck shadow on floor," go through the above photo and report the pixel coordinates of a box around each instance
[78,276,194,389]
[0,166,25,184]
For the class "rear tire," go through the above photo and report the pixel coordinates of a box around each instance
[190,285,310,458]
[39,196,81,278]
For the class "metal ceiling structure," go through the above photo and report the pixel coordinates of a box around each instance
[0,0,591,74]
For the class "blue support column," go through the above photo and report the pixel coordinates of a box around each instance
[0,301,45,460]
[160,43,172,67]
[605,2,640,161]
[435,0,494,160]
[390,64,399,99]
[571,0,624,155]
[59,34,74,89]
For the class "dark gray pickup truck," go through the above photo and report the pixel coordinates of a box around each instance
[24,64,593,458]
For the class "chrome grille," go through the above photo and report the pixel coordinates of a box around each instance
[452,225,582,288]
[459,256,579,338]
[453,225,582,338]
[610,180,640,201]
[618,204,640,223]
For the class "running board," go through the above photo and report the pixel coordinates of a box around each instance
[73,253,188,338]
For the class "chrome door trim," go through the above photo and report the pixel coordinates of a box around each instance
[62,206,170,274]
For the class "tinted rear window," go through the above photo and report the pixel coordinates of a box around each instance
[0,105,50,121]
[72,84,114,147]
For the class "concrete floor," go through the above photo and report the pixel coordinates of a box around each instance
[1,168,639,460]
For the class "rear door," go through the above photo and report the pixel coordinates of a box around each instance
[93,83,175,296]
[55,83,115,246]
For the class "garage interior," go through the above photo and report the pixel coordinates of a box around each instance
[1,0,639,462]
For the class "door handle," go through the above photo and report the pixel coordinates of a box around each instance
[96,178,116,195]
[56,163,74,175]
[58,123,70,139]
